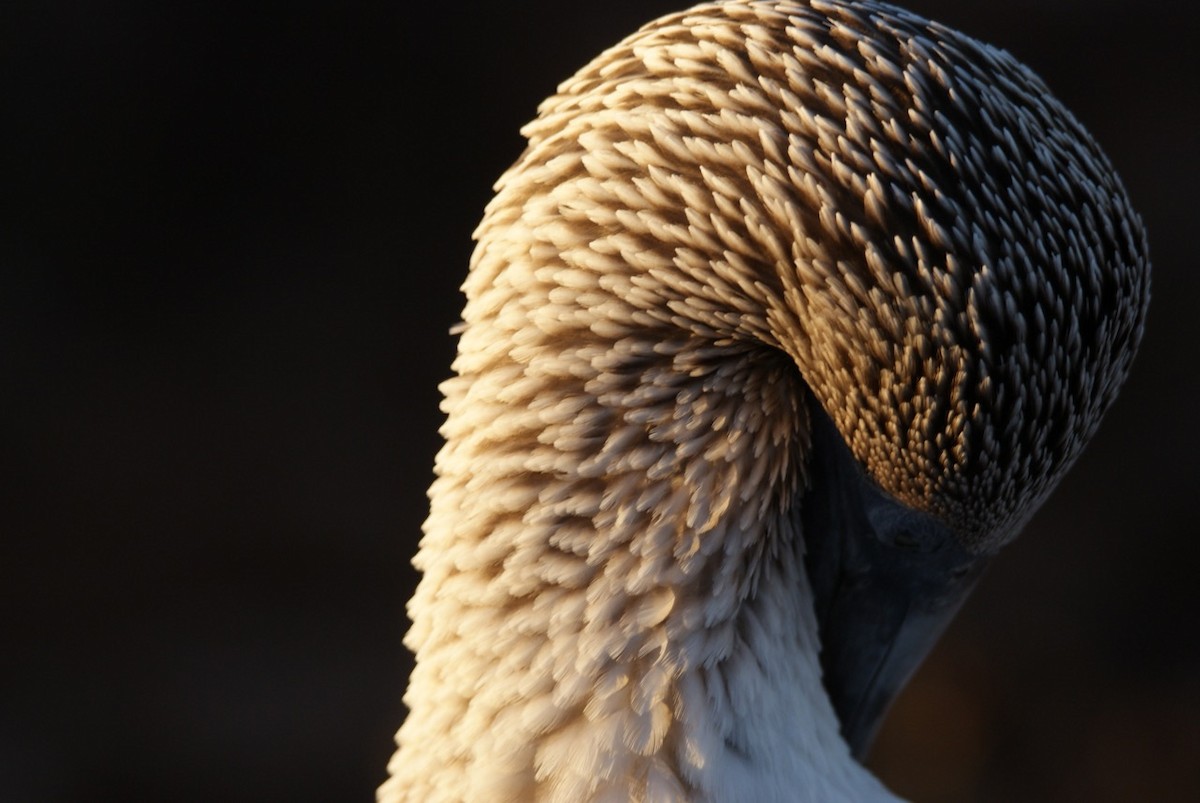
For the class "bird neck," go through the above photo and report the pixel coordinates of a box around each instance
[660,528,902,803]
[388,340,898,802]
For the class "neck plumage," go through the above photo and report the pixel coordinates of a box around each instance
[382,321,897,801]
[383,14,899,791]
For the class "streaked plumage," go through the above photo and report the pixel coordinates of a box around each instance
[382,1,1150,801]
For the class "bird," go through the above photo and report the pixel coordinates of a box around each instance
[381,1,1150,801]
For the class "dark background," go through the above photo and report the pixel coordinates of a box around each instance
[5,1,1197,801]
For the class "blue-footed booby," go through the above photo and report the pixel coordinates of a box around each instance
[382,1,1150,800]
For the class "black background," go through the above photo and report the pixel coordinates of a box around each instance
[5,1,1198,801]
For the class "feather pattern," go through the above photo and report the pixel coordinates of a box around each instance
[382,1,1149,800]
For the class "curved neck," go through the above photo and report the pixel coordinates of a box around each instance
[385,340,899,802]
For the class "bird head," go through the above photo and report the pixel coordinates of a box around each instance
[733,2,1153,755]
[741,6,1152,555]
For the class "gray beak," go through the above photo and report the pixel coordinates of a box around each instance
[800,405,990,760]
